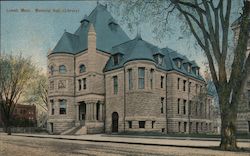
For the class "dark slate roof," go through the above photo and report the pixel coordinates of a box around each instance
[104,36,204,81]
[207,80,217,97]
[52,3,130,54]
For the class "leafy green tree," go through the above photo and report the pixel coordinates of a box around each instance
[0,54,35,135]
[108,0,250,150]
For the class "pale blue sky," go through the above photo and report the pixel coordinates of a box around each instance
[0,1,240,75]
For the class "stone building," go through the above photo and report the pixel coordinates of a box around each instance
[232,16,250,134]
[47,3,215,134]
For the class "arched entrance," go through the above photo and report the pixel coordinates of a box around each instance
[112,112,119,133]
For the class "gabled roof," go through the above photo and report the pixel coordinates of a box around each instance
[52,3,130,54]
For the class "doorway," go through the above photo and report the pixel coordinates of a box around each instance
[79,102,86,125]
[112,112,119,133]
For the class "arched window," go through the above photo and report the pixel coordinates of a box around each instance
[49,65,54,75]
[59,65,66,74]
[79,64,86,73]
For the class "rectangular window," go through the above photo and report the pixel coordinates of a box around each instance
[128,69,133,90]
[161,97,164,113]
[178,98,180,114]
[150,69,154,89]
[248,121,250,132]
[183,80,186,91]
[190,122,193,132]
[152,121,155,128]
[183,100,187,115]
[139,121,145,128]
[138,68,145,89]
[177,78,180,90]
[184,122,187,132]
[128,121,132,128]
[50,99,54,115]
[78,79,81,91]
[200,85,203,93]
[161,76,164,88]
[196,102,198,116]
[178,122,181,132]
[188,82,191,92]
[189,100,192,115]
[83,78,87,90]
[113,55,119,65]
[196,122,199,133]
[113,76,118,94]
[195,84,198,93]
[59,99,67,115]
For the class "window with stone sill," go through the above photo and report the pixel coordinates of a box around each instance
[183,80,186,91]
[138,67,145,89]
[161,97,164,113]
[59,65,67,74]
[128,69,133,90]
[59,99,67,115]
[177,78,180,90]
[79,64,86,73]
[83,78,87,90]
[113,76,118,94]
[150,69,154,89]
[177,98,180,114]
[183,100,187,115]
[78,79,82,91]
[161,76,164,88]
[139,121,145,128]
[128,121,132,128]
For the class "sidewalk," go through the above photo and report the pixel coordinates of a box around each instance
[9,133,250,149]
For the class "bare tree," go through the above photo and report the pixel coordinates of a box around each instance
[0,54,35,135]
[108,0,250,150]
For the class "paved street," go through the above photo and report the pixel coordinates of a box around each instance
[1,134,250,156]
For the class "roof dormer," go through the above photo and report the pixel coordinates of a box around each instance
[112,52,123,66]
[153,53,164,65]
[173,57,183,69]
[80,15,89,25]
[108,18,118,31]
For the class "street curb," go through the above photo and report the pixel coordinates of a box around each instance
[11,134,216,150]
[102,134,250,143]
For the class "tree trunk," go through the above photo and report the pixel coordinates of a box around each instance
[219,102,238,150]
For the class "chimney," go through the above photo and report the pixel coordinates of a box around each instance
[88,23,96,72]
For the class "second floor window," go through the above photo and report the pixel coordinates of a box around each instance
[83,78,87,89]
[128,69,133,90]
[113,76,118,94]
[79,64,86,73]
[189,82,191,92]
[178,98,180,114]
[161,76,164,88]
[59,99,67,114]
[183,100,187,114]
[78,79,81,90]
[50,99,54,115]
[161,97,164,113]
[177,78,180,90]
[150,69,154,89]
[59,65,66,74]
[138,67,145,89]
[183,80,186,91]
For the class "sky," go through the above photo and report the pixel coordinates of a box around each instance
[0,0,240,76]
